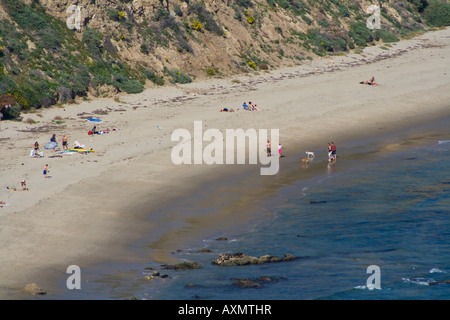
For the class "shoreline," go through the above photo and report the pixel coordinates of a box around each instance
[1,27,450,299]
[59,110,450,300]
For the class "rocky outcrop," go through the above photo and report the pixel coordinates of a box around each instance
[23,283,46,295]
[212,253,296,266]
[161,261,203,270]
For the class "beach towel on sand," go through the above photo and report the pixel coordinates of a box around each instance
[45,141,58,149]
[87,117,102,122]
[30,149,44,157]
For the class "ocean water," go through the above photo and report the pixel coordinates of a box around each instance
[53,120,450,300]
[151,143,449,300]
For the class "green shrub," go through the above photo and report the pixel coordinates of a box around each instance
[408,0,429,12]
[142,68,165,86]
[319,18,329,28]
[6,38,30,61]
[1,105,20,120]
[165,68,192,84]
[2,0,49,31]
[424,0,450,27]
[174,4,183,17]
[140,44,149,54]
[348,22,373,47]
[82,28,103,60]
[38,27,61,52]
[0,75,17,94]
[107,8,121,21]
[205,66,218,76]
[374,29,399,43]
[189,2,223,36]
[306,29,348,53]
[154,7,170,22]
[235,0,253,8]
[338,5,351,17]
[120,80,144,94]
[230,4,242,20]
[268,0,308,16]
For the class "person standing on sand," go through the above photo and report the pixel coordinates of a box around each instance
[43,164,48,178]
[62,135,68,150]
[278,143,284,158]
[21,179,28,191]
[327,143,332,161]
[266,140,271,157]
[331,142,337,160]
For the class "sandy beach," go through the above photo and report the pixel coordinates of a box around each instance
[1,27,450,299]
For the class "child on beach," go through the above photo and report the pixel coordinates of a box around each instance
[278,144,284,158]
[43,164,48,178]
[62,135,68,150]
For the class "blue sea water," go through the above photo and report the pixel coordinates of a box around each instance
[57,122,450,301]
[139,132,450,300]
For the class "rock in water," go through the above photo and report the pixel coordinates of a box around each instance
[212,253,296,266]
[23,283,46,295]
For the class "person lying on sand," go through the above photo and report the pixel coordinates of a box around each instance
[251,104,260,111]
[360,76,379,86]
[219,108,234,112]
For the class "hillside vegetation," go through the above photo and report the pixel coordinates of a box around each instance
[0,0,449,119]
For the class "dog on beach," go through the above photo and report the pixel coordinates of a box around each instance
[301,152,315,165]
[305,151,315,158]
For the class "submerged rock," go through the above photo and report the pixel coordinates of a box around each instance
[212,253,296,266]
[232,276,279,289]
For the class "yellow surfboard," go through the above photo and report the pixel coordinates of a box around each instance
[67,149,94,152]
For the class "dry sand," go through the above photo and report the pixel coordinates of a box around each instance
[1,27,450,298]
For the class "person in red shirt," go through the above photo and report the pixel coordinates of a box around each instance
[331,142,337,160]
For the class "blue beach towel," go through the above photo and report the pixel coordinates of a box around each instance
[87,117,102,122]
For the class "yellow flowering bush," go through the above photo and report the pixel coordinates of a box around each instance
[247,16,255,24]
[248,61,256,69]
[192,20,203,31]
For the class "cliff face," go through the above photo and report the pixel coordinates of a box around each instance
[0,0,432,112]
[31,0,426,76]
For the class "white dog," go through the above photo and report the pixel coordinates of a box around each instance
[305,151,315,158]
